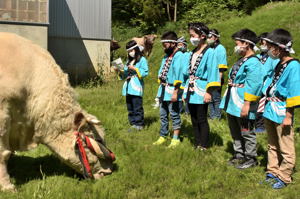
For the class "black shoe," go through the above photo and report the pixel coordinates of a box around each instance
[227,157,244,166]
[235,158,258,169]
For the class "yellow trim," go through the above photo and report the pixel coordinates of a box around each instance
[218,64,228,69]
[286,96,300,107]
[117,70,124,80]
[173,80,182,86]
[158,79,161,84]
[135,68,142,79]
[244,92,260,102]
[206,82,221,90]
[180,86,185,90]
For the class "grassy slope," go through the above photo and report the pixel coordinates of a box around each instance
[3,2,300,199]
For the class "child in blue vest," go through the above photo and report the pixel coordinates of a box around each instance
[183,22,220,150]
[117,40,149,131]
[260,29,300,189]
[220,29,263,169]
[207,29,228,120]
[153,31,185,148]
[255,33,280,132]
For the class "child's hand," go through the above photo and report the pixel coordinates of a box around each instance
[240,102,250,118]
[113,67,120,72]
[128,65,135,71]
[182,95,185,102]
[282,116,292,127]
[204,92,212,103]
[171,93,178,102]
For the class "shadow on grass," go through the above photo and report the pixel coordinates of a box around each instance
[180,119,224,147]
[8,154,79,186]
[144,116,158,127]
[8,154,119,186]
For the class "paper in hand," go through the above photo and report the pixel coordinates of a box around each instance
[111,58,124,70]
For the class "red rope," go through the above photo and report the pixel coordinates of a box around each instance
[75,132,93,178]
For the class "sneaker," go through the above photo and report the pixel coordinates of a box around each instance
[194,145,207,151]
[167,139,180,148]
[272,178,286,189]
[127,126,136,133]
[260,173,277,185]
[227,157,244,166]
[133,125,144,131]
[255,127,265,133]
[235,158,258,169]
[153,136,167,145]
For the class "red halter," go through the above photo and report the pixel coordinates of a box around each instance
[74,131,115,179]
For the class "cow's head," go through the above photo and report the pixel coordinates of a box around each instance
[72,112,115,179]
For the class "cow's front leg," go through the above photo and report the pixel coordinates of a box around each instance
[0,150,15,191]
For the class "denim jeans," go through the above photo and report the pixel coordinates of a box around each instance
[126,95,144,126]
[209,88,222,119]
[159,101,181,137]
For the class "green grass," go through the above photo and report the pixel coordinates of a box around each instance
[3,2,300,198]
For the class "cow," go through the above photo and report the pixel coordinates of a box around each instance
[132,34,157,57]
[0,33,114,191]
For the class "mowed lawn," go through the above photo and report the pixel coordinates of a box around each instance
[2,2,300,198]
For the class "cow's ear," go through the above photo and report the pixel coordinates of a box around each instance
[73,112,86,131]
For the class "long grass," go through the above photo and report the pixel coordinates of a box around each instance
[2,2,300,199]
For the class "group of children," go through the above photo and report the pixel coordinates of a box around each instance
[115,22,300,189]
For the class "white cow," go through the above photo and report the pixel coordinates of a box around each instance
[0,33,114,191]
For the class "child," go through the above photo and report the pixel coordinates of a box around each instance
[183,22,220,150]
[220,29,263,169]
[255,33,280,133]
[261,29,300,189]
[153,31,185,148]
[207,29,228,120]
[117,40,149,131]
[177,36,190,114]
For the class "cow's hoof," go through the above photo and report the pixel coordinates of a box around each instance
[1,184,16,192]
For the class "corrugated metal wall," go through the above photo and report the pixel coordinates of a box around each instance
[48,0,111,40]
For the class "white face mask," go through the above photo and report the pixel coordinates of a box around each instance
[267,49,279,59]
[190,37,200,46]
[260,45,268,52]
[207,38,215,45]
[129,51,135,58]
[234,45,247,55]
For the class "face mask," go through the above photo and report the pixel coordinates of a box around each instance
[190,37,200,46]
[267,49,279,59]
[260,45,268,52]
[178,45,187,52]
[207,38,215,45]
[129,51,135,58]
[234,45,246,55]
[164,47,174,55]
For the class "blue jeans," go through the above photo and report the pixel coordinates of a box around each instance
[126,95,144,126]
[209,88,222,119]
[159,101,181,137]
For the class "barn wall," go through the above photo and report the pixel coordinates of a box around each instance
[48,37,110,84]
[0,23,47,48]
[48,0,112,84]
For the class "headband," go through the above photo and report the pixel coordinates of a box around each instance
[263,38,295,54]
[208,32,220,38]
[160,39,177,43]
[126,44,138,51]
[191,26,207,36]
[234,37,256,46]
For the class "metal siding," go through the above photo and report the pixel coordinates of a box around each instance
[49,0,111,40]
